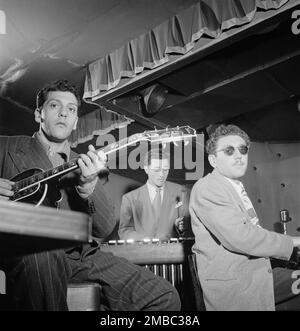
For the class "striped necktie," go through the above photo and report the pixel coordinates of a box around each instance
[153,188,162,221]
[239,182,260,227]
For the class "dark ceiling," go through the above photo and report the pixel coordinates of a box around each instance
[0,1,299,152]
[0,0,201,135]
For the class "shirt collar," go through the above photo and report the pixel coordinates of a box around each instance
[225,177,242,188]
[212,169,242,187]
[146,180,165,192]
[33,130,71,161]
[146,181,165,203]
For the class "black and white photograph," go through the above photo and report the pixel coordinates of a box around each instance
[0,0,300,318]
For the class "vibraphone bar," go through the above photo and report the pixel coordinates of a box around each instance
[100,238,194,288]
[144,263,183,287]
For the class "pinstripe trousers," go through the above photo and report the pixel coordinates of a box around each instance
[2,242,181,311]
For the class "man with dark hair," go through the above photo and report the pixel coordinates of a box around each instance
[118,149,191,240]
[189,124,300,311]
[0,80,181,311]
[36,79,82,109]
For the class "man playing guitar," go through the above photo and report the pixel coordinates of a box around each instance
[0,79,181,311]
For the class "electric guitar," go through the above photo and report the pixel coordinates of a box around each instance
[10,126,197,207]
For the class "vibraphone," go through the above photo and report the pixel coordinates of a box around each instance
[100,237,195,307]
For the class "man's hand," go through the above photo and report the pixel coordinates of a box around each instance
[77,145,107,185]
[175,217,185,233]
[76,145,107,198]
[0,178,14,200]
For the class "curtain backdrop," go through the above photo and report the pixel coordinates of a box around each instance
[69,105,133,147]
[83,0,289,101]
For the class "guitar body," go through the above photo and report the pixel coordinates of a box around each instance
[10,168,62,207]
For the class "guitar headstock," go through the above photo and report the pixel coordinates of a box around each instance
[101,126,197,156]
[141,126,197,145]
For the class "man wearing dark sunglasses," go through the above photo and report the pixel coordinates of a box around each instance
[189,124,300,311]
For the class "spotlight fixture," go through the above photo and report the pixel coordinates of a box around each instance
[139,83,168,116]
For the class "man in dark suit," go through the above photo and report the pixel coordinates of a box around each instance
[189,124,300,310]
[118,150,191,240]
[0,79,181,311]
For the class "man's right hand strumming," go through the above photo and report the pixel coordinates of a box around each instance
[0,178,14,199]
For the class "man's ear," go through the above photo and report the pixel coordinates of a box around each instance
[208,154,217,169]
[72,117,78,130]
[34,108,43,124]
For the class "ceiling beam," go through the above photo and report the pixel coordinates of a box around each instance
[163,49,300,110]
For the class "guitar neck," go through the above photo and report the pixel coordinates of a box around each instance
[14,135,141,190]
[15,159,79,192]
[13,126,196,191]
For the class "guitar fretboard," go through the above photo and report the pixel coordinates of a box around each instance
[14,134,142,191]
[13,126,196,193]
[15,159,79,192]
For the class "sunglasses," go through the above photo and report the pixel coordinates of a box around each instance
[216,145,249,156]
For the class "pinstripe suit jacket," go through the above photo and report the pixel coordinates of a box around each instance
[118,181,190,240]
[189,170,294,311]
[0,136,181,312]
[0,135,116,240]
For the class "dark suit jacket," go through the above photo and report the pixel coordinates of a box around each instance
[118,181,190,240]
[0,135,116,240]
[189,169,293,311]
